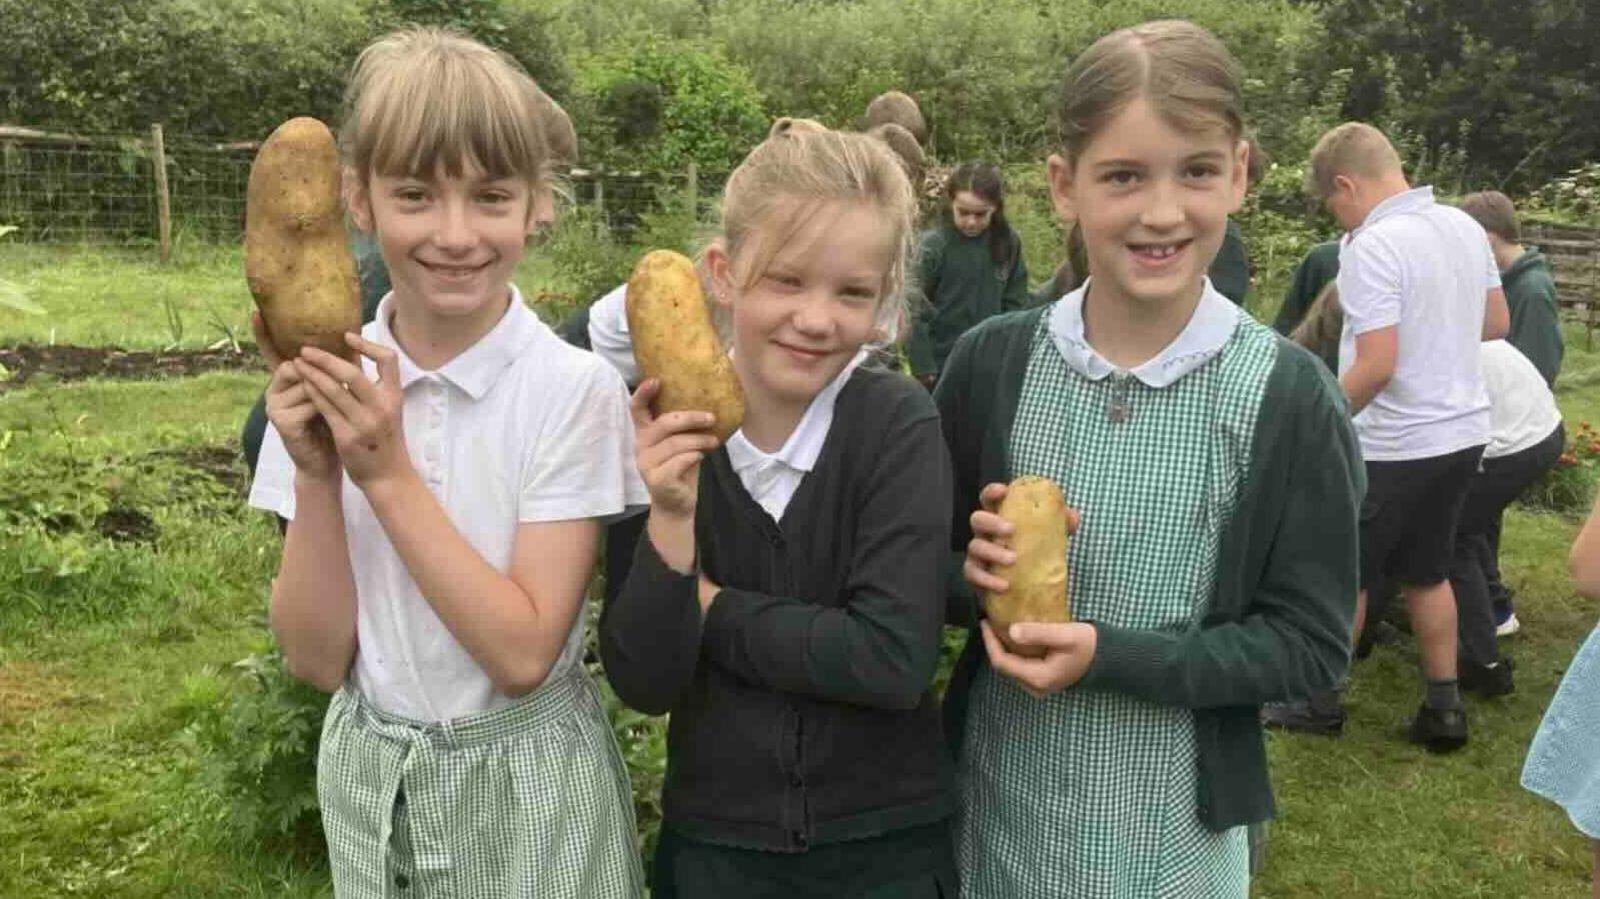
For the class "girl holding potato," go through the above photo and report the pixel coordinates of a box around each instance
[247,29,646,897]
[935,21,1363,896]
[599,122,959,897]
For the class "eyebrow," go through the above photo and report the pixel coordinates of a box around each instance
[1092,149,1229,171]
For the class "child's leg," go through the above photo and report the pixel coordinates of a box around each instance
[1403,579,1459,681]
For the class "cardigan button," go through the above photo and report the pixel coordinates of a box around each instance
[793,830,809,848]
[789,770,804,788]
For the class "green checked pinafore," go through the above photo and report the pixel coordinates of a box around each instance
[318,669,645,898]
[956,312,1276,898]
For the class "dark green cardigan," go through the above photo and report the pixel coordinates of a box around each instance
[1503,250,1563,386]
[933,305,1363,831]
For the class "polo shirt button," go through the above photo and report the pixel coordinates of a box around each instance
[789,771,804,788]
[793,831,808,848]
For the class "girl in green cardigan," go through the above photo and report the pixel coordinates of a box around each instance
[907,162,1030,386]
[936,20,1362,897]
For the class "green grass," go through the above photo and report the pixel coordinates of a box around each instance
[0,243,573,351]
[3,246,1600,896]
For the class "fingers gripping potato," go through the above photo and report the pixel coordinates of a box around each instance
[986,476,1072,658]
[245,117,361,363]
[626,250,745,443]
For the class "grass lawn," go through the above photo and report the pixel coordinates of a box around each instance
[2,247,1598,896]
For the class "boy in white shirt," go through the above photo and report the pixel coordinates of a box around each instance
[1277,122,1509,752]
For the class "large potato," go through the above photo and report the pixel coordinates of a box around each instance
[626,250,745,443]
[985,476,1072,658]
[245,116,360,362]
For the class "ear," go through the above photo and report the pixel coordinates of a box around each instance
[1332,173,1358,202]
[1227,138,1249,212]
[343,167,374,235]
[704,240,735,309]
[1046,154,1077,225]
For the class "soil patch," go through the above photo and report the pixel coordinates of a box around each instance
[0,344,264,392]
[143,445,250,496]
[94,506,158,544]
[0,662,91,725]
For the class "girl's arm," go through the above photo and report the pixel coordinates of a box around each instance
[293,336,614,697]
[697,400,953,711]
[270,473,359,692]
[598,381,720,715]
[1571,488,1600,599]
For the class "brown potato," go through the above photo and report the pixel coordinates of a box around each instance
[626,250,745,443]
[245,116,360,362]
[985,476,1072,658]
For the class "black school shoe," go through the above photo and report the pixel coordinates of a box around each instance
[1262,692,1347,736]
[1408,703,1469,753]
[1460,658,1515,698]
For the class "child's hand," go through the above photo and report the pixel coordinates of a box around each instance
[981,620,1098,697]
[964,482,1081,594]
[294,334,413,489]
[631,379,720,520]
[254,312,340,481]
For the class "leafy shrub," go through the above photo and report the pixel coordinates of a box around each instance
[187,648,329,855]
[1523,162,1600,224]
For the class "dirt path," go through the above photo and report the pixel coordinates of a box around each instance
[0,344,265,393]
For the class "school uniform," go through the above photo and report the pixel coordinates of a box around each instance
[1501,249,1563,386]
[1272,241,1341,369]
[1208,218,1252,305]
[1449,341,1563,672]
[907,221,1030,378]
[1338,186,1500,591]
[249,289,648,898]
[601,358,958,898]
[936,282,1362,897]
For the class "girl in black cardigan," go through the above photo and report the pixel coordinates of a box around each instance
[600,122,958,897]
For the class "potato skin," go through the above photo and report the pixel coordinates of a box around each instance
[985,476,1072,658]
[245,116,360,362]
[626,250,745,443]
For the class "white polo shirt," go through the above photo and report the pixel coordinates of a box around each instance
[1336,186,1501,461]
[724,349,868,522]
[249,287,648,722]
[587,282,640,386]
[1481,339,1562,460]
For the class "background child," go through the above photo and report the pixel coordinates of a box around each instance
[247,29,644,896]
[1523,487,1600,899]
[1461,190,1564,386]
[941,21,1361,896]
[1272,240,1341,338]
[600,123,958,897]
[1449,338,1563,696]
[907,160,1030,387]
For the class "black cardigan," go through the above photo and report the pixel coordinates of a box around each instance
[599,367,956,852]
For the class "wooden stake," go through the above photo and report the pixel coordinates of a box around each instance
[150,124,171,263]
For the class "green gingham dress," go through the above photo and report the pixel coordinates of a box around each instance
[957,291,1276,898]
[318,669,645,898]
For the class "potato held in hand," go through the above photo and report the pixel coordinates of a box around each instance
[986,476,1072,658]
[627,250,745,442]
[245,116,360,362]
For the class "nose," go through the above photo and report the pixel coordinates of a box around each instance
[432,197,475,253]
[791,291,835,338]
[1139,178,1184,231]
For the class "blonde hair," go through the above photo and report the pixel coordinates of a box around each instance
[1057,20,1244,167]
[1291,281,1343,352]
[1305,122,1402,199]
[340,28,548,185]
[716,117,918,340]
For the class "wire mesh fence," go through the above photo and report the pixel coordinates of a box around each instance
[0,124,739,251]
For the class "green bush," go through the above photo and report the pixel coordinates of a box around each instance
[1522,423,1600,516]
[573,39,769,171]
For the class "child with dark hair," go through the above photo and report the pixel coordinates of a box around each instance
[907,161,1030,387]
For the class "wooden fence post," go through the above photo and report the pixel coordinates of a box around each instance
[593,167,606,229]
[150,124,171,263]
[685,160,698,217]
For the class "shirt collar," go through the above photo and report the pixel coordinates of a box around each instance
[1352,185,1434,238]
[1047,277,1240,388]
[725,348,868,476]
[368,285,544,400]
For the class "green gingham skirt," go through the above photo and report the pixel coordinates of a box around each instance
[317,670,645,898]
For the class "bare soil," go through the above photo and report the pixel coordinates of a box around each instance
[0,344,264,393]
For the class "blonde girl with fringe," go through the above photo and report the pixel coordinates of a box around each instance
[247,29,645,897]
[600,120,959,897]
[942,21,1361,896]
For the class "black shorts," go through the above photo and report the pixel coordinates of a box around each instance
[1360,444,1484,590]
